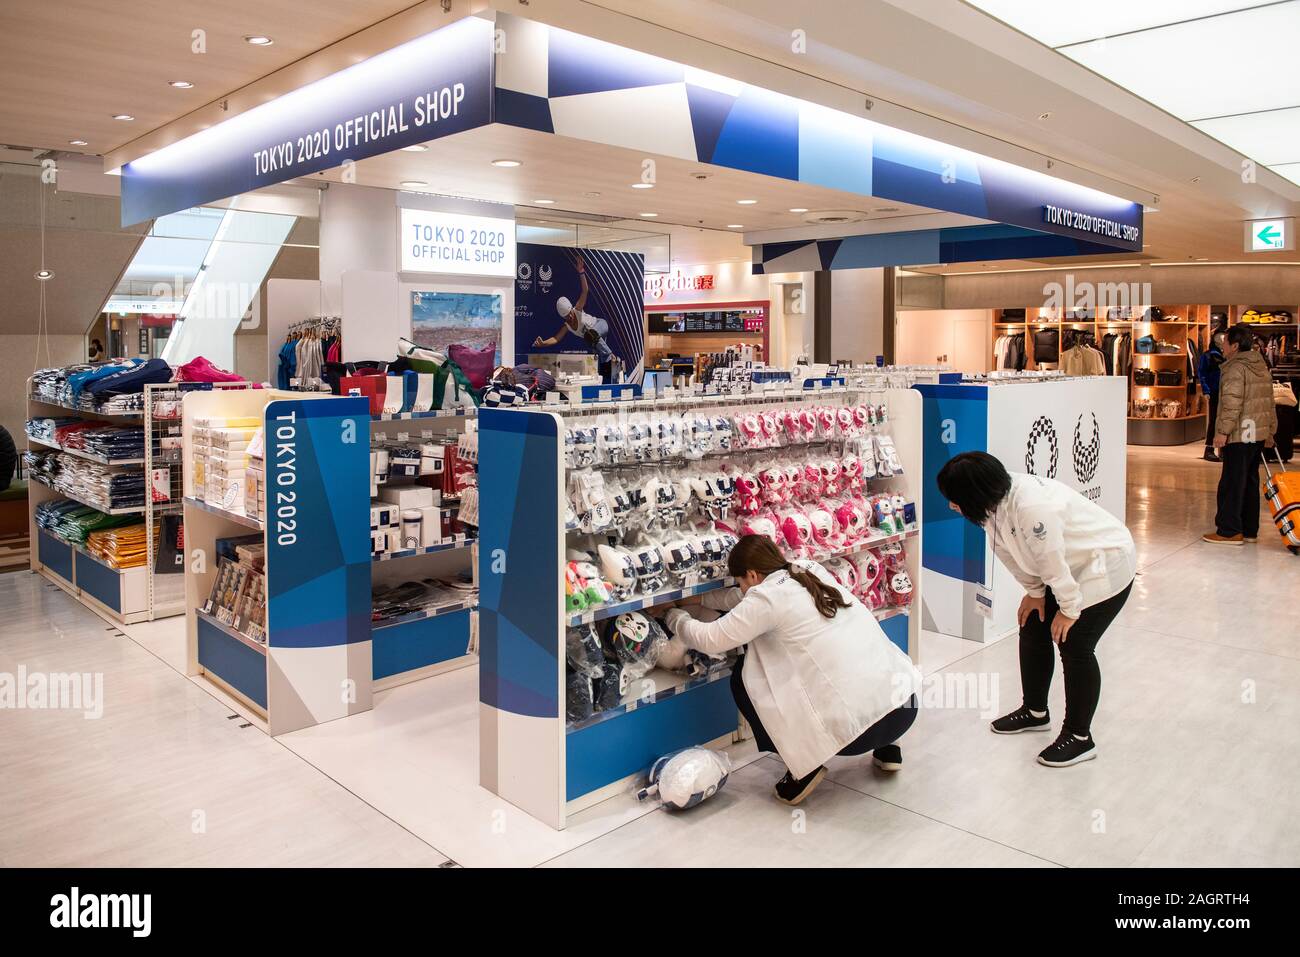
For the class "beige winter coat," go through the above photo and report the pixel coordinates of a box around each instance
[1215,349,1277,444]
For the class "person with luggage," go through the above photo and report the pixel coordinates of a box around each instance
[1203,326,1278,546]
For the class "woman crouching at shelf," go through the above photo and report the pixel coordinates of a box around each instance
[665,535,922,806]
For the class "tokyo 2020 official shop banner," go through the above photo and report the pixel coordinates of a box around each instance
[514,244,645,382]
[919,377,1126,642]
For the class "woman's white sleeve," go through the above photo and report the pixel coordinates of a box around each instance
[675,591,772,655]
[1018,503,1084,618]
[702,586,743,612]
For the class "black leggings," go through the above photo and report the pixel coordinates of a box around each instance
[1020,582,1132,736]
[730,652,917,763]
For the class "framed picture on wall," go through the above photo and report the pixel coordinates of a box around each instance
[410,290,503,364]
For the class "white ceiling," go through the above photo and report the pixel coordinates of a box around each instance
[966,0,1300,187]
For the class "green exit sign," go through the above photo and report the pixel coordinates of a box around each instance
[1245,218,1293,252]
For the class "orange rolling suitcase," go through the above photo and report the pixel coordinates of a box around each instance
[1261,449,1300,554]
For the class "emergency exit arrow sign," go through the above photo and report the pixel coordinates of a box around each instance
[1245,217,1294,252]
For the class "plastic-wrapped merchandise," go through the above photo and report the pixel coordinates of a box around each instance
[566,668,594,723]
[605,611,667,679]
[637,747,732,810]
[566,624,605,677]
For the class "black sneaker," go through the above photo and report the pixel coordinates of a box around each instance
[773,766,827,805]
[1202,450,1220,462]
[1037,730,1097,767]
[872,745,902,772]
[990,706,1051,734]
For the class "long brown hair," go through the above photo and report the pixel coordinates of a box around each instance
[727,534,850,619]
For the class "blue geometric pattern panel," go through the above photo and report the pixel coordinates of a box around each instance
[914,384,989,584]
[265,397,371,649]
[495,13,1142,251]
[478,410,561,718]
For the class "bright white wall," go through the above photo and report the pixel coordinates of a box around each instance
[319,185,398,314]
[896,308,993,373]
[829,267,885,363]
[2,335,85,436]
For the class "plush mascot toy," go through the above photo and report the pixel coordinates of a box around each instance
[637,747,732,810]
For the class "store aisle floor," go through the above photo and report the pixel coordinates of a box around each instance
[2,443,1295,867]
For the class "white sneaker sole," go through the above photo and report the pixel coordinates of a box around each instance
[774,766,827,806]
[1202,538,1244,546]
[990,722,1052,735]
[1037,749,1097,768]
[872,757,902,772]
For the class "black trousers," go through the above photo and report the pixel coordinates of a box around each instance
[1204,392,1219,450]
[730,652,917,763]
[1215,442,1264,537]
[1020,583,1132,736]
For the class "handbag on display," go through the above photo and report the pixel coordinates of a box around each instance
[339,369,387,415]
[1133,368,1156,386]
[1135,335,1157,354]
[1142,307,1164,322]
[1156,369,1182,386]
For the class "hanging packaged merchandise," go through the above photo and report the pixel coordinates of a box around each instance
[568,469,612,533]
[636,747,732,811]
[594,660,624,710]
[627,538,668,593]
[603,478,635,531]
[566,669,595,723]
[654,533,700,585]
[597,416,627,464]
[626,415,652,463]
[712,413,735,452]
[597,543,639,599]
[566,623,606,678]
[823,556,859,595]
[887,567,914,607]
[691,527,728,579]
[779,507,814,557]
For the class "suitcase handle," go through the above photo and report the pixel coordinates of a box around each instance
[1261,446,1288,479]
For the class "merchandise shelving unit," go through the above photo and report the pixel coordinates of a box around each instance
[477,384,922,828]
[991,305,1212,445]
[368,407,478,691]
[26,380,156,624]
[182,388,374,734]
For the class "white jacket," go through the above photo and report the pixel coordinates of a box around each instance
[670,561,922,779]
[985,473,1136,619]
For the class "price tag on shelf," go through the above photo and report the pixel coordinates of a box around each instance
[598,389,612,402]
[396,432,410,442]
[974,584,994,620]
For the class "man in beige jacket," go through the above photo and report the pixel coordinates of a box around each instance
[1204,326,1278,545]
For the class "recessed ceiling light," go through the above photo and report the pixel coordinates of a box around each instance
[736,199,757,205]
[68,139,88,146]
[490,158,521,167]
[112,114,134,121]
[726,224,744,229]
[169,80,194,89]
[400,144,428,152]
[400,181,427,189]
[34,268,54,281]
[639,212,658,218]
[1190,176,1201,184]
[789,207,809,213]
[583,191,601,198]
[244,35,274,46]
[631,182,654,189]
[534,199,555,205]
[1038,111,1053,121]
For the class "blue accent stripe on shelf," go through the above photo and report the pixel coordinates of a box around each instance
[879,611,909,654]
[372,607,472,679]
[74,549,121,612]
[38,530,74,583]
[198,614,268,709]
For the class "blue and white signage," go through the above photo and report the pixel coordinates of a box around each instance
[120,16,494,225]
[399,207,516,277]
[1245,217,1294,252]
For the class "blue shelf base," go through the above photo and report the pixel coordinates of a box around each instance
[566,674,736,801]
[197,612,268,709]
[372,607,472,680]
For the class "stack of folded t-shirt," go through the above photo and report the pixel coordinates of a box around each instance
[84,521,154,569]
[33,499,139,545]
[75,425,146,461]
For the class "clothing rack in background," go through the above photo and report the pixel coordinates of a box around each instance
[277,315,342,392]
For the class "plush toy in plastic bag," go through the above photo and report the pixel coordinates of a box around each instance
[636,747,733,811]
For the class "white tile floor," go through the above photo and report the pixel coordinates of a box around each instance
[2,442,1295,867]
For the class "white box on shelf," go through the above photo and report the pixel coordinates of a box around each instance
[378,485,435,509]
[418,505,443,546]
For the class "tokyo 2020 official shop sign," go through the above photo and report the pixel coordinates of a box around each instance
[917,377,1126,642]
[120,17,494,225]
[263,397,372,735]
[399,206,516,278]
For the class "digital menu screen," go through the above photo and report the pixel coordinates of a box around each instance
[648,309,764,334]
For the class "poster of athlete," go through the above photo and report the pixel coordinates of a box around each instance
[514,243,644,382]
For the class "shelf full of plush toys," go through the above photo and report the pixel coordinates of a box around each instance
[560,391,918,729]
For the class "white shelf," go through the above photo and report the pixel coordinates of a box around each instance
[25,434,144,466]
[196,608,267,655]
[27,395,143,418]
[568,577,734,627]
[28,473,146,515]
[372,535,475,562]
[183,496,264,531]
[372,407,477,421]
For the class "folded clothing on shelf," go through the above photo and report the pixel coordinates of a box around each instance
[33,499,140,545]
[27,449,146,509]
[84,521,156,569]
[371,575,475,623]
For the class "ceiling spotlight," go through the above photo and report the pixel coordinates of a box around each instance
[169,80,194,89]
[112,114,134,121]
[583,191,601,198]
[244,35,274,46]
[736,199,757,205]
[1190,176,1201,184]
[400,144,428,152]
[789,207,809,213]
[68,139,88,146]
[534,199,555,205]
[400,180,428,189]
[639,212,658,218]
[34,268,54,281]
[490,158,521,167]
[1038,111,1053,120]
[726,224,744,229]
[630,182,654,189]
